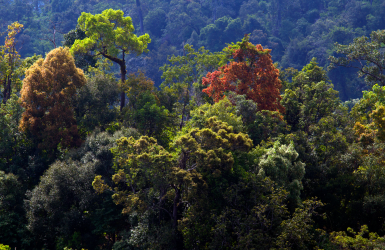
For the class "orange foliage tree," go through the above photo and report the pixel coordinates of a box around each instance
[202,35,284,113]
[19,47,86,153]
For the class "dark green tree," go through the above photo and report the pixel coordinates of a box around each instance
[26,160,101,249]
[73,63,120,134]
[93,117,253,249]
[282,58,339,132]
[0,171,29,249]
[144,9,167,37]
[63,26,97,72]
[329,30,385,87]
[159,44,225,129]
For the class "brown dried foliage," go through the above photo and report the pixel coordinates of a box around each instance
[19,47,86,152]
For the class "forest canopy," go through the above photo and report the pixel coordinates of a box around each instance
[2,0,385,250]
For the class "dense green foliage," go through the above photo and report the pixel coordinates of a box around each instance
[2,0,385,99]
[2,1,385,250]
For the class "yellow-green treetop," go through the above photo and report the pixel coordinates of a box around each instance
[93,117,253,240]
[70,9,151,111]
[1,22,23,104]
[19,47,86,154]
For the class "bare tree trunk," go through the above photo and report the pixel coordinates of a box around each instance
[35,0,39,12]
[100,51,127,111]
[120,63,127,111]
[212,0,217,22]
[2,78,7,104]
[2,75,12,104]
[6,75,11,101]
[179,89,189,130]
[172,186,181,230]
[274,3,282,36]
[136,0,144,34]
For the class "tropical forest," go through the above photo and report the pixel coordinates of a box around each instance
[2,0,385,249]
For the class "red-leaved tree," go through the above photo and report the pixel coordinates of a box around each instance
[202,35,284,113]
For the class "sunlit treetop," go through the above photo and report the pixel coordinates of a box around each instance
[202,35,284,113]
[70,9,151,58]
[4,22,23,50]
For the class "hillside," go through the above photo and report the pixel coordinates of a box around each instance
[1,1,385,249]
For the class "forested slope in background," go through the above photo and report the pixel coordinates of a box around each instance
[1,0,384,100]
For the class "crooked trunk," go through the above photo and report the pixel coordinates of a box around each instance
[99,51,127,111]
